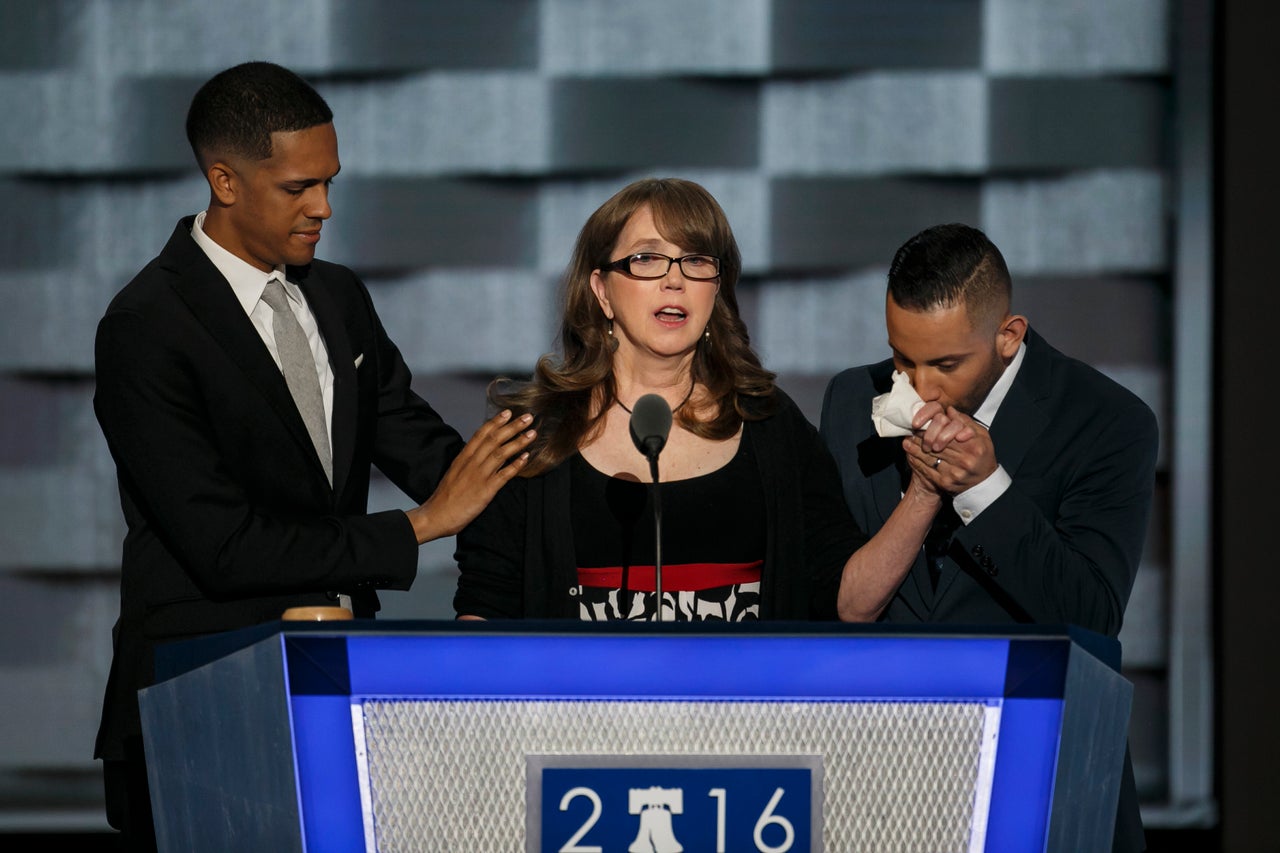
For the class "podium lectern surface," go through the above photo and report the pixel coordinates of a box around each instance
[140,621,1130,852]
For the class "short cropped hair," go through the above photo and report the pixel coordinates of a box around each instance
[185,61,333,168]
[887,223,1012,328]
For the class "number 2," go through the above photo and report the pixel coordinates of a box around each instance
[557,787,603,853]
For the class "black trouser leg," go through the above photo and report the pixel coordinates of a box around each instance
[102,735,157,853]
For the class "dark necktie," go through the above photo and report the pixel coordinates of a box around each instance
[261,277,332,484]
[924,498,962,591]
[896,452,961,591]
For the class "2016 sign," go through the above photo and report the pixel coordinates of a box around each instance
[535,766,815,852]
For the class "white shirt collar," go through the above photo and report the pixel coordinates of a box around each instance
[972,340,1027,428]
[191,210,294,313]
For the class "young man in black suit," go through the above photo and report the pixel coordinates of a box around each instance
[820,222,1158,851]
[92,61,535,849]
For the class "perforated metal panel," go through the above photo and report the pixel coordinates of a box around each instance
[358,698,996,852]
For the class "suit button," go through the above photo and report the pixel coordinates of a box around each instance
[972,544,984,558]
[981,557,997,576]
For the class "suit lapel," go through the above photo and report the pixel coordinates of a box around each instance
[986,330,1051,478]
[293,265,356,498]
[160,219,330,489]
[932,330,1050,604]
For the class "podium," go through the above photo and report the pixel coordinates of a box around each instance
[139,621,1131,852]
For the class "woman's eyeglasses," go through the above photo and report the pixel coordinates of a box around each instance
[601,253,721,281]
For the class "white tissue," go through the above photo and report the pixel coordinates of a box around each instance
[870,370,928,437]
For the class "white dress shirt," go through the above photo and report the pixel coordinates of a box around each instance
[952,341,1026,524]
[190,211,334,448]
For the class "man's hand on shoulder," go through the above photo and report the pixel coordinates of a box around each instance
[406,410,536,543]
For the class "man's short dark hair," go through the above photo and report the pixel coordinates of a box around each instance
[887,223,1012,326]
[185,61,333,168]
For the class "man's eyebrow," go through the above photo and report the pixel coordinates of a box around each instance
[282,166,340,187]
[891,346,967,365]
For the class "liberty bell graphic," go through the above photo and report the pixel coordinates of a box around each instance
[627,786,684,853]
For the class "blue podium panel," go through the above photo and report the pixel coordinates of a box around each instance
[139,622,1131,852]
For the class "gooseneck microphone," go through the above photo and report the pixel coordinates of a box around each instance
[629,394,673,621]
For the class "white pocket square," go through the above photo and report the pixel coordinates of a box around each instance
[354,353,364,368]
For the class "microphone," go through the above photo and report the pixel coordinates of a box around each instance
[629,393,673,460]
[628,394,673,621]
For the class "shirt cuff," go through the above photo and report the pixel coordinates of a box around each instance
[953,465,1012,524]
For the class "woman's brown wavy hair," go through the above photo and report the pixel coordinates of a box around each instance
[491,177,777,476]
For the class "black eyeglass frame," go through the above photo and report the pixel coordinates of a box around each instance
[600,252,722,281]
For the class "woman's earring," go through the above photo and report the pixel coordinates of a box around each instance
[703,327,711,342]
[608,320,619,352]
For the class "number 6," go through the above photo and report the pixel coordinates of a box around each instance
[753,787,794,853]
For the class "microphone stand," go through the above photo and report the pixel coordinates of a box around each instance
[647,453,664,622]
[629,393,673,624]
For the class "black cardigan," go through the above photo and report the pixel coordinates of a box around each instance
[454,392,869,620]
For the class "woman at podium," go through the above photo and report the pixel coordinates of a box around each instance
[454,178,939,622]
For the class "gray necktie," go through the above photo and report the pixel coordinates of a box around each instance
[261,277,332,484]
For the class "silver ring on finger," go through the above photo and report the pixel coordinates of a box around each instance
[932,456,943,469]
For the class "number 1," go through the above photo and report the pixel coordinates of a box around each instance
[708,788,727,852]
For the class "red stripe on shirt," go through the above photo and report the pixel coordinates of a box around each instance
[577,561,763,592]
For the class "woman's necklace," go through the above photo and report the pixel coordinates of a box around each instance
[616,379,696,415]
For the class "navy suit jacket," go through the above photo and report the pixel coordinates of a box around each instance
[93,217,464,761]
[820,328,1157,851]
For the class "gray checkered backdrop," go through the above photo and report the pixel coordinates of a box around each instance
[0,0,1211,833]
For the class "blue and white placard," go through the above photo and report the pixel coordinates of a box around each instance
[528,754,822,853]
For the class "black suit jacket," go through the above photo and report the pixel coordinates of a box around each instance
[819,328,1158,851]
[820,328,1157,635]
[93,217,464,761]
